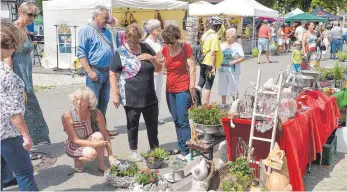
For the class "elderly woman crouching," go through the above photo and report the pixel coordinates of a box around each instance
[62,87,116,173]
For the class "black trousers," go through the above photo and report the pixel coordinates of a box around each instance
[124,103,159,150]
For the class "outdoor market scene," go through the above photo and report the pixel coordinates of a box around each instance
[2,0,347,191]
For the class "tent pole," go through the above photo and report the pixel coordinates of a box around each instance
[53,24,61,71]
[252,16,255,48]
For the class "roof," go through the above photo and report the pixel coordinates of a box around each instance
[285,12,328,23]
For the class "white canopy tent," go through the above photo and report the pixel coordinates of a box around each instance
[282,8,304,18]
[215,0,279,18]
[188,1,218,16]
[42,0,188,69]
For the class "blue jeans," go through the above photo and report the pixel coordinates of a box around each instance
[86,68,110,116]
[1,136,38,191]
[331,39,343,59]
[343,35,347,44]
[1,156,15,185]
[166,91,192,156]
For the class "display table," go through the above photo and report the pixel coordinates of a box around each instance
[221,90,340,191]
[333,89,347,109]
[186,136,225,160]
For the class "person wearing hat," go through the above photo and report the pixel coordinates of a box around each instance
[197,16,223,104]
[291,40,303,72]
[257,20,272,64]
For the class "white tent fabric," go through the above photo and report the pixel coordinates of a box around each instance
[188,1,218,16]
[282,8,304,18]
[215,0,279,18]
[42,0,188,69]
[113,0,188,10]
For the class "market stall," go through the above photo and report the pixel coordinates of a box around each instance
[42,0,188,69]
[311,7,342,21]
[282,8,304,19]
[285,12,328,24]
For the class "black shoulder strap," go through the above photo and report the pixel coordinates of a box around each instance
[88,24,112,48]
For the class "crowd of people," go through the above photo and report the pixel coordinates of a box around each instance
[0,2,247,190]
[257,20,346,72]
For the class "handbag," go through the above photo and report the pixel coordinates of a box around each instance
[181,43,202,107]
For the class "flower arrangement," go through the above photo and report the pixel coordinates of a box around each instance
[135,168,160,186]
[109,161,139,177]
[188,103,228,125]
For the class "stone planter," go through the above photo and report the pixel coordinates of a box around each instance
[196,124,221,143]
[104,170,135,188]
[145,159,164,169]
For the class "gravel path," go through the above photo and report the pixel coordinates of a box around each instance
[33,73,84,89]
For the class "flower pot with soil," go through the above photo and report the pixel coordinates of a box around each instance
[141,148,169,169]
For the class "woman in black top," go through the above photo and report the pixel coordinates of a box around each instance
[109,24,163,162]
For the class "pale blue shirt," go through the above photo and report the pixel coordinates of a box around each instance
[77,23,114,68]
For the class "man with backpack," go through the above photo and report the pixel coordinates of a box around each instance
[196,16,223,104]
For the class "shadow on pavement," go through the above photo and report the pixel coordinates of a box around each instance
[304,152,346,191]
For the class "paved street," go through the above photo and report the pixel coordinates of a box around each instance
[4,52,347,191]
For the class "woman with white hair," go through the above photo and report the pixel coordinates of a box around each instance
[218,28,245,108]
[4,2,50,145]
[144,19,165,124]
[62,87,116,173]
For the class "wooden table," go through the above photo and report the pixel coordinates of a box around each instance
[186,136,225,160]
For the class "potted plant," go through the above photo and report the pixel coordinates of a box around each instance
[141,148,169,169]
[133,169,171,192]
[188,104,228,143]
[332,62,344,88]
[218,157,255,191]
[105,160,139,188]
[167,159,187,182]
[336,50,347,62]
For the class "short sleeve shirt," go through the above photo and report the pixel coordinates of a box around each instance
[162,43,193,93]
[295,26,306,42]
[201,29,223,68]
[110,42,158,108]
[219,42,245,75]
[1,61,25,140]
[258,25,270,38]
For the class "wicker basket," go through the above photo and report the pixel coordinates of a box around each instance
[208,164,231,191]
[104,169,135,188]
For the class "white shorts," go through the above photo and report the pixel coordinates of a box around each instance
[218,71,240,96]
[278,38,283,45]
[285,38,290,44]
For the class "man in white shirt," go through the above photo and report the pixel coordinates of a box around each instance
[295,21,306,49]
[331,23,343,59]
[342,24,347,44]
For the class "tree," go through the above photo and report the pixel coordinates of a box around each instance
[310,0,347,14]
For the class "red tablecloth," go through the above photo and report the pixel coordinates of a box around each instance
[222,91,340,191]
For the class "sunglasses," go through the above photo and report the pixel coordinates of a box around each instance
[26,13,38,18]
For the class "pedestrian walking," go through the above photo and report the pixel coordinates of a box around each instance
[257,20,272,64]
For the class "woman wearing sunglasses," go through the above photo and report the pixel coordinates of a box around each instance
[110,23,163,162]
[161,24,197,160]
[4,2,50,146]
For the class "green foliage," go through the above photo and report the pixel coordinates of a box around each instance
[109,162,138,177]
[188,103,228,125]
[141,148,169,162]
[337,50,347,62]
[135,169,160,186]
[169,159,187,170]
[332,62,344,80]
[252,48,259,57]
[221,157,254,191]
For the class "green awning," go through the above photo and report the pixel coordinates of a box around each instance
[34,15,43,25]
[285,13,328,23]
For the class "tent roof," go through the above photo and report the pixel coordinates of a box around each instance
[214,0,279,18]
[43,0,188,10]
[311,7,342,21]
[285,12,328,23]
[112,0,188,10]
[188,1,218,16]
[282,8,304,18]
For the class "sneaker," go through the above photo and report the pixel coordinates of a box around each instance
[158,119,165,124]
[129,151,143,162]
[220,104,226,109]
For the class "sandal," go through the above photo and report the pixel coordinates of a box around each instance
[74,167,84,173]
[169,149,181,155]
[107,130,118,136]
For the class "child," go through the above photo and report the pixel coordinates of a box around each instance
[291,40,302,72]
